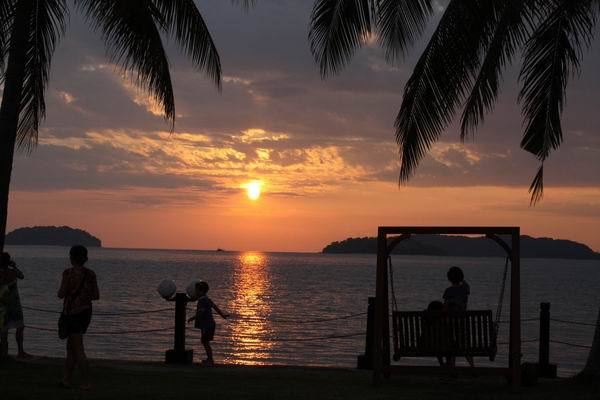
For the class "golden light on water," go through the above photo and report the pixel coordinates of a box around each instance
[245,180,262,201]
[227,252,273,365]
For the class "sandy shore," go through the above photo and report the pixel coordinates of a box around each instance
[1,356,597,399]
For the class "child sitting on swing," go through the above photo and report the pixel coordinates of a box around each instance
[421,300,445,366]
[443,266,474,367]
[443,266,470,313]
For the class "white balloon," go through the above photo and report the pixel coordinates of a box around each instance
[157,280,176,299]
[186,279,202,300]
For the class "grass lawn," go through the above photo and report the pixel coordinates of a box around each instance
[1,357,598,400]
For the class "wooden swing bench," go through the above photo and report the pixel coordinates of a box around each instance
[392,310,498,362]
[372,227,521,389]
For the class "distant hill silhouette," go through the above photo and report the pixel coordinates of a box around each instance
[6,226,102,247]
[322,235,600,260]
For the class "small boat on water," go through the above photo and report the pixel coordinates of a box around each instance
[216,248,225,252]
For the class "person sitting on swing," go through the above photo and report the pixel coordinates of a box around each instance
[421,300,446,366]
[443,266,474,367]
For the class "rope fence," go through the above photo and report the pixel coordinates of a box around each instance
[22,304,596,349]
[22,304,368,342]
[228,312,367,324]
[550,318,599,328]
[497,317,540,324]
[22,305,173,316]
[25,325,173,335]
[25,323,364,342]
[23,305,366,323]
[252,332,365,342]
[31,319,592,348]
[24,305,597,329]
[497,338,539,345]
[549,340,593,350]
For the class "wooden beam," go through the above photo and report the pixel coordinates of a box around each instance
[379,226,519,236]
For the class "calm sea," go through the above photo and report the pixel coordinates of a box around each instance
[4,246,599,376]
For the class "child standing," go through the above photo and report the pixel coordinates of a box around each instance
[187,281,228,366]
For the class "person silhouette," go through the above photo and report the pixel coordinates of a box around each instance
[421,300,445,366]
[0,252,29,359]
[443,266,474,367]
[187,281,228,366]
[443,266,470,313]
[58,246,99,389]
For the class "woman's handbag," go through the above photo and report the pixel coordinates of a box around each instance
[58,270,88,340]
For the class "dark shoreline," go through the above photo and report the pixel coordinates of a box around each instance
[2,356,596,399]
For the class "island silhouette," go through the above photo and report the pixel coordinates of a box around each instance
[5,226,102,247]
[323,234,600,260]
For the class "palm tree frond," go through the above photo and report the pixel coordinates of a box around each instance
[153,0,221,89]
[76,0,175,124]
[17,0,68,151]
[0,1,16,73]
[309,0,372,77]
[396,0,497,182]
[528,164,544,205]
[460,0,533,140]
[376,0,434,62]
[518,0,595,161]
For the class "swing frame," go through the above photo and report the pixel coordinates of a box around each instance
[372,226,521,391]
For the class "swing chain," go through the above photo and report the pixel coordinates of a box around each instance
[494,256,510,336]
[388,256,399,314]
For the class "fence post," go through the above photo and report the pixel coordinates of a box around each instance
[165,292,193,364]
[538,302,557,378]
[357,297,375,369]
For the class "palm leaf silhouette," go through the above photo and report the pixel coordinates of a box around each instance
[395,0,496,182]
[309,0,598,203]
[518,0,595,203]
[309,0,372,77]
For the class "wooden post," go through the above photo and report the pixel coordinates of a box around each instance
[373,229,388,384]
[174,293,186,352]
[165,293,193,364]
[382,254,391,376]
[509,229,521,390]
[538,302,557,378]
[539,302,550,367]
[357,297,375,369]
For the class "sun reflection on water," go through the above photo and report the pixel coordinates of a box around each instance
[225,252,274,365]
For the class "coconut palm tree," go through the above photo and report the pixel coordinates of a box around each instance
[0,0,253,251]
[309,0,599,379]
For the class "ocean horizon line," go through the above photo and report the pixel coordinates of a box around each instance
[4,243,322,255]
[5,244,600,262]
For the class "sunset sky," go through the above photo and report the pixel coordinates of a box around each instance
[7,1,600,252]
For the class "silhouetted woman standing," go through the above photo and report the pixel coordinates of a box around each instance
[58,246,99,389]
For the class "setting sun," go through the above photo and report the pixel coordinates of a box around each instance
[246,181,262,201]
